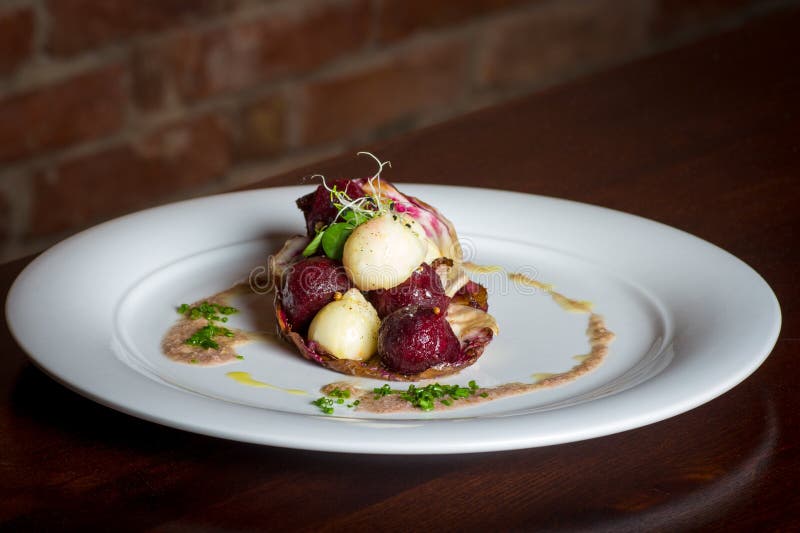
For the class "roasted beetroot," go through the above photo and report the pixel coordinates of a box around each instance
[274,169,499,382]
[368,262,450,318]
[280,256,351,330]
[378,305,461,374]
[296,179,364,236]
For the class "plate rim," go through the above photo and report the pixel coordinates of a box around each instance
[5,184,782,454]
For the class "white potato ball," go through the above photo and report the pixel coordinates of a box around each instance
[308,289,380,361]
[342,213,429,290]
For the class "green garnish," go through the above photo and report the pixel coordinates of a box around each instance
[399,383,477,411]
[301,213,364,259]
[321,222,355,260]
[312,389,356,414]
[301,153,393,260]
[313,381,485,414]
[177,301,239,351]
[185,324,235,350]
[373,384,393,398]
[302,228,325,257]
[375,382,484,412]
[312,397,335,415]
[178,301,238,322]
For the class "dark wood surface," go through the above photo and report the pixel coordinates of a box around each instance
[2,10,798,531]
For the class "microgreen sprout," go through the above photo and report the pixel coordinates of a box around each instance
[302,152,395,260]
[357,150,392,214]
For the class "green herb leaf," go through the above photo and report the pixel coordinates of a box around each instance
[341,209,371,227]
[321,222,354,260]
[302,228,325,257]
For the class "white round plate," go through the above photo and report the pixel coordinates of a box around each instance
[6,186,781,454]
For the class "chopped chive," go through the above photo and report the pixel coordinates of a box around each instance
[177,301,240,352]
[373,384,393,398]
[312,397,335,414]
[388,381,486,411]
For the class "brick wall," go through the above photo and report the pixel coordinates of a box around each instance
[0,0,794,261]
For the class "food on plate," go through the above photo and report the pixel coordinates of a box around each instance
[368,262,450,319]
[161,153,616,415]
[378,305,462,374]
[271,153,498,381]
[279,256,351,330]
[307,288,380,361]
[163,298,246,366]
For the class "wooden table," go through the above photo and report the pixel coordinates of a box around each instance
[2,10,798,531]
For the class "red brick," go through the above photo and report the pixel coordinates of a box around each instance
[651,0,755,40]
[0,7,35,76]
[136,0,371,105]
[0,66,127,163]
[300,39,469,145]
[131,46,166,112]
[0,188,9,241]
[237,94,286,159]
[478,0,649,90]
[31,115,231,235]
[47,0,233,56]
[379,0,532,42]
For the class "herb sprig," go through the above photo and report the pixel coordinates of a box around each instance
[301,199,379,260]
[177,302,239,350]
[301,152,393,260]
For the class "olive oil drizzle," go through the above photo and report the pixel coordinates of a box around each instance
[226,372,307,396]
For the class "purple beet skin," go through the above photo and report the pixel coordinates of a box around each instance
[368,262,450,318]
[296,179,364,236]
[280,256,351,330]
[378,305,462,374]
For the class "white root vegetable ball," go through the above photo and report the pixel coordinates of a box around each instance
[308,289,380,361]
[342,213,432,290]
